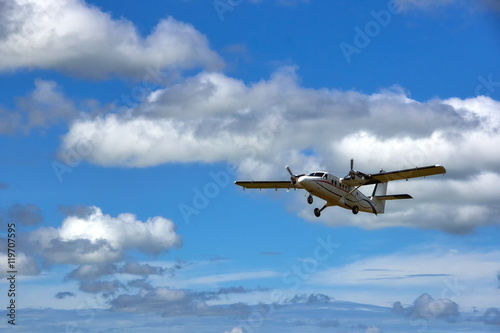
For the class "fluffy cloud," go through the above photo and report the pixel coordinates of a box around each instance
[408,293,459,319]
[30,206,182,264]
[58,67,500,233]
[0,79,81,134]
[17,79,79,130]
[0,0,223,79]
[59,68,498,173]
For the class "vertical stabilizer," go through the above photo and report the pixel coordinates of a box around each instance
[371,182,388,214]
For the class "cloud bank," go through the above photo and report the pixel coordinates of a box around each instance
[30,206,182,264]
[57,67,500,233]
[0,0,224,79]
[60,68,499,173]
[310,249,500,309]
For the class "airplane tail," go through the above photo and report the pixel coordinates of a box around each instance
[371,182,413,214]
[371,182,388,214]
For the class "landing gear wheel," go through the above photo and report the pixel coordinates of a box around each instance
[307,194,313,205]
[314,208,321,217]
[352,205,359,215]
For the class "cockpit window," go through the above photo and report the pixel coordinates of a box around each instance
[308,172,326,177]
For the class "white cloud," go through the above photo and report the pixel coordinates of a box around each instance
[18,79,79,130]
[0,79,79,134]
[59,69,499,173]
[30,206,182,264]
[0,0,224,79]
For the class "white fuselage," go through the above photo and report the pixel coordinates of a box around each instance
[296,172,377,214]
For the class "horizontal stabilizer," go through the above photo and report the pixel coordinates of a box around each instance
[374,194,413,200]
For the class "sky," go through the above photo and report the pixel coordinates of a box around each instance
[0,0,500,332]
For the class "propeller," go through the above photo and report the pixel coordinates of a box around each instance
[346,158,366,180]
[286,165,304,184]
[349,158,355,179]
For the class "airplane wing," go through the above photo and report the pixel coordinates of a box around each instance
[343,165,446,186]
[234,180,297,190]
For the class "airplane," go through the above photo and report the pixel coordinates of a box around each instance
[234,159,446,217]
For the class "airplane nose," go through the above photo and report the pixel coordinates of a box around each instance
[297,176,310,190]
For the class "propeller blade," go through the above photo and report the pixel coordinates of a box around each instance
[348,158,356,179]
[286,165,297,184]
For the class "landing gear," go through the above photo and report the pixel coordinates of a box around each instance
[314,208,321,217]
[352,205,359,215]
[307,194,313,205]
[314,204,328,217]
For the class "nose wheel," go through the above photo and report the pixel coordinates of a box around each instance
[307,194,313,204]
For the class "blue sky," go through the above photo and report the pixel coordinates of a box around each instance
[1,0,500,332]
